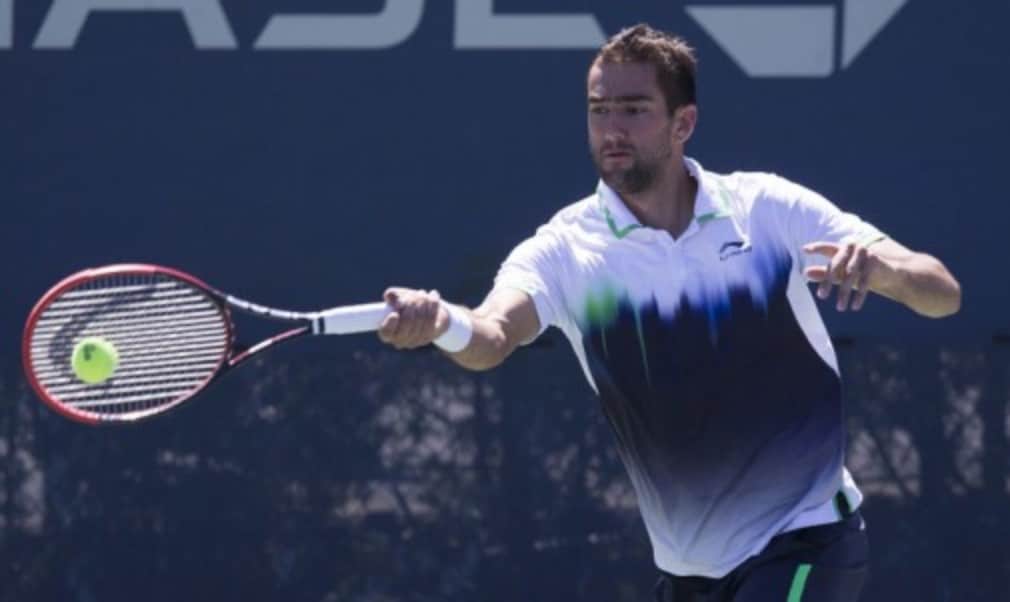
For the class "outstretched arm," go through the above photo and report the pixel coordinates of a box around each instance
[376,287,541,371]
[803,238,961,318]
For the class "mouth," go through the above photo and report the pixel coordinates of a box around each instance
[602,149,633,160]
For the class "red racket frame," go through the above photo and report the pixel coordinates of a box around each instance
[21,263,305,425]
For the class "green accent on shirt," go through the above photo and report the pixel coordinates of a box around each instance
[787,564,812,602]
[602,202,642,239]
[696,184,733,225]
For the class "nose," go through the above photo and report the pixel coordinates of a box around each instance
[601,127,628,148]
[599,116,627,141]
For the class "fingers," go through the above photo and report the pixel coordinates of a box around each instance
[377,287,443,349]
[835,246,866,311]
[397,292,432,346]
[818,243,853,301]
[377,311,400,343]
[851,270,871,311]
[802,241,840,259]
[803,266,828,282]
[804,242,873,312]
[378,288,403,345]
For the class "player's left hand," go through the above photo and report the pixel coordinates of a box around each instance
[802,241,877,311]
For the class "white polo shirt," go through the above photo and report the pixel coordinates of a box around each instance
[494,157,885,578]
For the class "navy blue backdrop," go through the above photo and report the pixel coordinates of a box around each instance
[4,1,1007,346]
[3,2,1009,601]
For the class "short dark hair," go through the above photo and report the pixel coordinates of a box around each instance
[594,24,697,114]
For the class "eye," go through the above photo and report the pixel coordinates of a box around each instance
[589,105,608,115]
[624,105,646,116]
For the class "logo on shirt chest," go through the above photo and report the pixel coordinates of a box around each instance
[719,240,753,261]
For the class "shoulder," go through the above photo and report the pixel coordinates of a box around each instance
[709,169,833,217]
[698,167,789,215]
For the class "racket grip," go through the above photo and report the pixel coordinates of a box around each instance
[314,303,392,335]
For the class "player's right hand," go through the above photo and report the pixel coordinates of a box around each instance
[378,287,450,349]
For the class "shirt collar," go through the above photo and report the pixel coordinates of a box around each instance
[597,156,731,239]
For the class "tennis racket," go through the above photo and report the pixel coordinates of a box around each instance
[22,264,391,425]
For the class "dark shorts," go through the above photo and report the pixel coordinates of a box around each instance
[654,511,869,602]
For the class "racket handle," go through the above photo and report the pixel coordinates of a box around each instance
[313,303,392,335]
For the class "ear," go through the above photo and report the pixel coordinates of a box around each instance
[672,105,698,144]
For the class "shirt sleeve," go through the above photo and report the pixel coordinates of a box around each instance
[492,225,569,343]
[764,174,887,274]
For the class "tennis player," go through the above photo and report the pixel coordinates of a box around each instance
[377,24,961,602]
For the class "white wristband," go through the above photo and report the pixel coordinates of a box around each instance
[434,301,473,353]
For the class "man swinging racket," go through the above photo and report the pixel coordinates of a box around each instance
[376,24,961,602]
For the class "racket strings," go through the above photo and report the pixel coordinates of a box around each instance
[28,272,230,419]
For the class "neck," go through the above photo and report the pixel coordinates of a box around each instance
[621,158,697,239]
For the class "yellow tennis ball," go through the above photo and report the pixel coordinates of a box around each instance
[71,337,119,384]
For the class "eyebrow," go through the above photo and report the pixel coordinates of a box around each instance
[588,94,655,104]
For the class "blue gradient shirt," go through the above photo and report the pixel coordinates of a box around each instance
[494,158,884,578]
